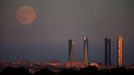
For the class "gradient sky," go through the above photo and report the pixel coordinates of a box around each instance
[0,0,134,64]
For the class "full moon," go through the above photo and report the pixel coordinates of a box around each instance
[16,5,36,25]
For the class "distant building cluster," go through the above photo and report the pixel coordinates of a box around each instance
[67,37,89,68]
[66,36,123,68]
[0,35,128,73]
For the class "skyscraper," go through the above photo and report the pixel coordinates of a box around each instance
[117,36,123,67]
[68,39,75,61]
[84,37,88,65]
[105,38,111,67]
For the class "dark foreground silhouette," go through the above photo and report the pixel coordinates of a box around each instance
[0,66,134,75]
[0,67,31,75]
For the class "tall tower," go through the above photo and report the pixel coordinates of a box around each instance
[117,36,123,67]
[84,37,88,65]
[68,39,75,61]
[105,38,111,67]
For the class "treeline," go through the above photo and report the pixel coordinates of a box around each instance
[0,66,134,75]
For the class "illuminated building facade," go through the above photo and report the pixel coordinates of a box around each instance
[117,36,123,66]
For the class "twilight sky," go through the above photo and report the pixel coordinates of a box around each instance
[0,0,134,64]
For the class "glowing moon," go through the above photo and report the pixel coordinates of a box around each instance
[16,5,36,25]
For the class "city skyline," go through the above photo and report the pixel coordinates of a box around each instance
[0,36,125,65]
[0,0,134,64]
